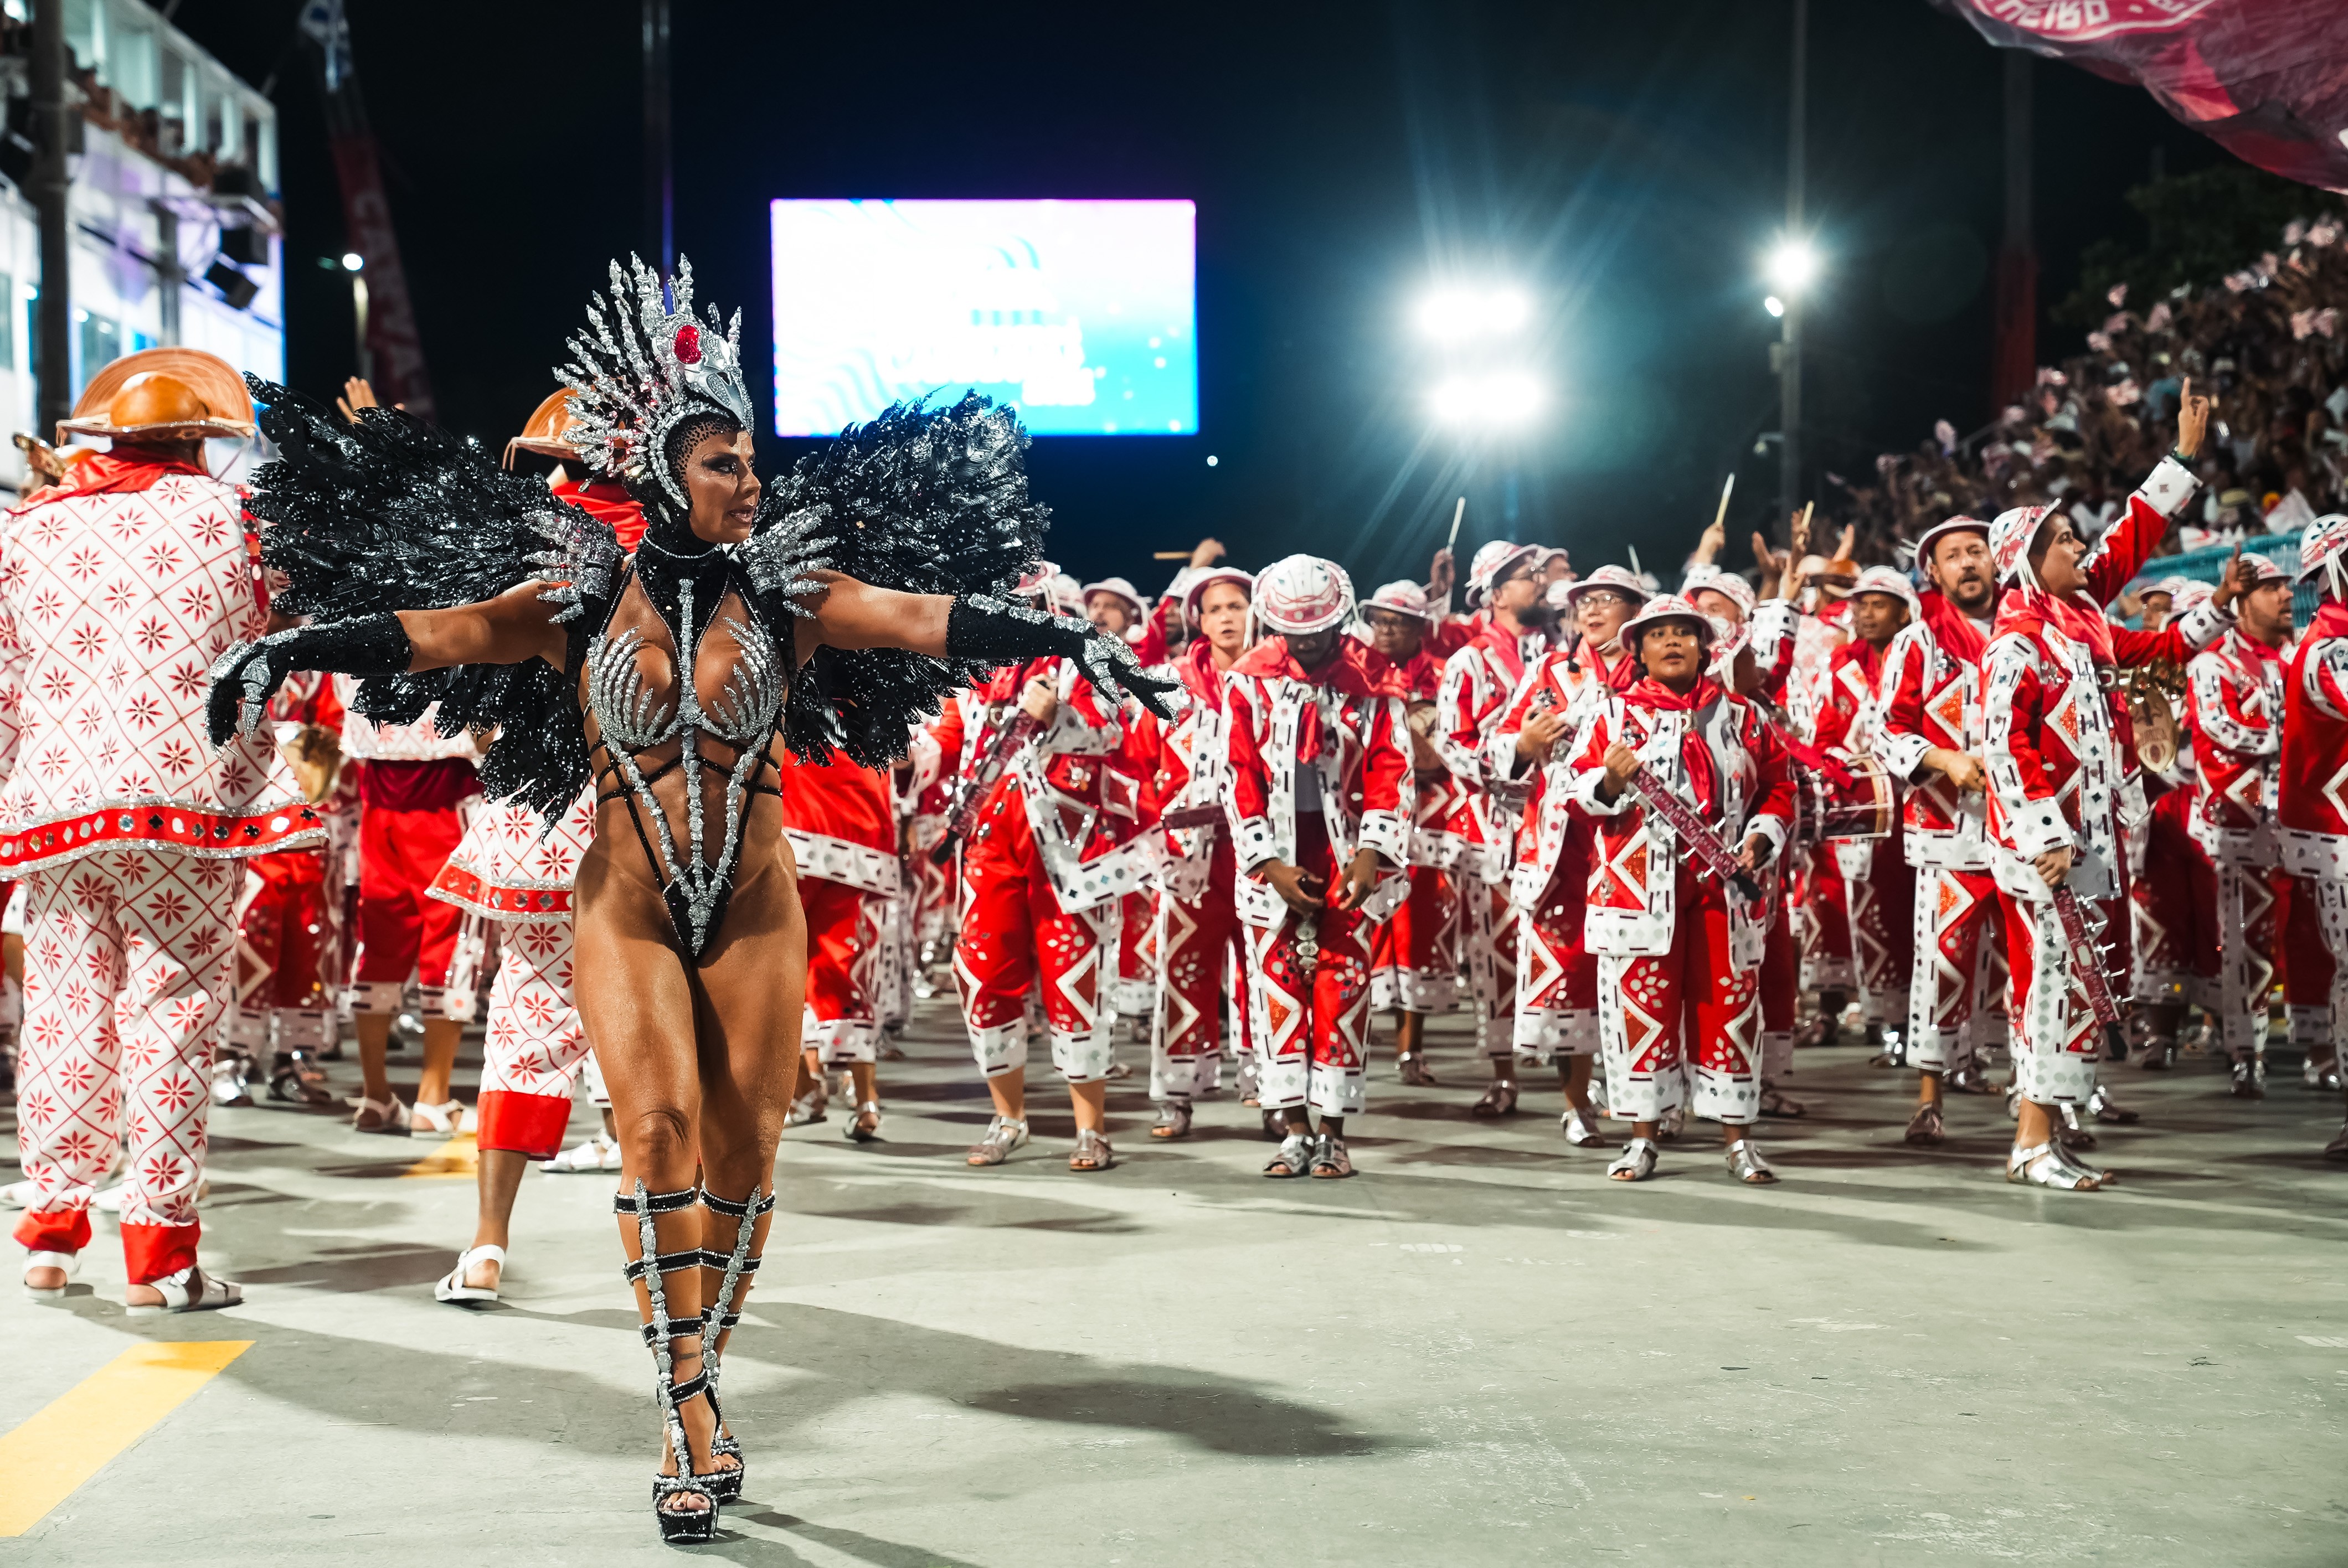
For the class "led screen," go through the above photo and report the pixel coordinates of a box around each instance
[770,199,1196,437]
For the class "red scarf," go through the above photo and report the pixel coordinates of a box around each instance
[1916,587,1992,666]
[552,477,648,551]
[1994,579,2115,667]
[1232,636,1402,764]
[1624,673,1727,813]
[1179,634,1233,710]
[1469,617,1528,688]
[12,449,210,512]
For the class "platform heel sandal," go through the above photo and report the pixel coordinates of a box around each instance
[698,1183,775,1505]
[620,1182,725,1541]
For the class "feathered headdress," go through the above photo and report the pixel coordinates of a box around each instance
[558,254,753,512]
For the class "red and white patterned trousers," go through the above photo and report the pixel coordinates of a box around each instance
[2283,876,2341,1054]
[1371,865,1459,1014]
[803,875,885,1065]
[1907,864,2006,1075]
[476,915,586,1158]
[11,850,236,1283]
[1152,835,1252,1103]
[2005,891,2125,1106]
[1463,876,1519,1060]
[954,793,1118,1083]
[229,846,336,1054]
[1595,869,1760,1126]
[1796,843,1855,992]
[1835,832,1913,1028]
[2130,788,2216,1011]
[1513,856,1597,1060]
[1247,817,1374,1116]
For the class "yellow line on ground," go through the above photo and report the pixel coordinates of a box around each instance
[0,1340,251,1536]
[401,1130,478,1179]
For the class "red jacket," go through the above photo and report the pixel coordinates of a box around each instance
[2186,625,2284,868]
[1874,590,1995,869]
[2279,599,2348,882]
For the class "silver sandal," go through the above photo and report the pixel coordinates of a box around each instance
[1263,1133,1312,1178]
[1606,1136,1660,1182]
[965,1116,1029,1167]
[842,1101,883,1143]
[125,1265,243,1316]
[1069,1128,1115,1172]
[1561,1106,1611,1147]
[1725,1138,1778,1185]
[2007,1141,2104,1190]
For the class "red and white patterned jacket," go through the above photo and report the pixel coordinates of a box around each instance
[0,459,319,875]
[1491,641,1640,909]
[926,656,1158,912]
[1389,645,1470,870]
[1434,619,1537,884]
[431,787,596,920]
[1142,638,1240,902]
[779,751,901,895]
[1224,636,1411,929]
[1873,591,1995,870]
[336,675,481,763]
[1561,675,1796,967]
[2186,625,2286,869]
[2278,599,2348,883]
[1981,456,2223,903]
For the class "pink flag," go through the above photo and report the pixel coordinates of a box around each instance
[1933,1,2348,193]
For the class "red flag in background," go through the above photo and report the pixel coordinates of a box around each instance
[1933,1,2348,193]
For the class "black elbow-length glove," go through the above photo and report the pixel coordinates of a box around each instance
[207,612,415,746]
[945,596,1178,720]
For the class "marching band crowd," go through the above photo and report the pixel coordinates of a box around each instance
[6,345,2345,1334]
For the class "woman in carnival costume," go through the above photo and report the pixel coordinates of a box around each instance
[207,256,1172,1540]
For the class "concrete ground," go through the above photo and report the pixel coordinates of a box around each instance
[4,1002,2346,1566]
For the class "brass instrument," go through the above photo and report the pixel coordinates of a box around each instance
[2122,656,2187,773]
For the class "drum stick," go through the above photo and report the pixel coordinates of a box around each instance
[1446,496,1466,551]
[1711,472,1734,534]
[1152,551,1192,560]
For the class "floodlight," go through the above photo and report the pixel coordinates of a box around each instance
[1764,238,1818,296]
[341,251,365,272]
[1764,295,1785,318]
[1429,371,1545,427]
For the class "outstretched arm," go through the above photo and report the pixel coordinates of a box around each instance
[209,580,566,745]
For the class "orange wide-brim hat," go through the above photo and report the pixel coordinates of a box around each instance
[505,388,584,468]
[55,347,256,442]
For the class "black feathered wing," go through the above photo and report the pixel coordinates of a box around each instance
[241,375,613,819]
[744,392,1049,770]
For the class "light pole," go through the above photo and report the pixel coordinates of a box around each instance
[342,250,372,384]
[1778,0,1809,527]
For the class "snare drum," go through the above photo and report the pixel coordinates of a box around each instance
[1796,754,1897,843]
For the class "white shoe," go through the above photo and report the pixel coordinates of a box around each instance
[124,1265,243,1316]
[433,1244,505,1305]
[352,1095,412,1135]
[540,1132,621,1173]
[410,1098,466,1136]
[22,1249,78,1301]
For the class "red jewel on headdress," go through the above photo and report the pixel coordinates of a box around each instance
[674,324,702,365]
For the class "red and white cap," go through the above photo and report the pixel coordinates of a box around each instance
[1562,564,1652,605]
[1682,565,1757,621]
[1046,572,1086,618]
[2238,550,2290,586]
[1255,554,1357,635]
[2134,574,2191,601]
[1464,540,1542,608]
[1912,514,1990,565]
[1362,579,1435,621]
[1619,592,1717,647]
[1015,559,1060,597]
[1848,564,1921,618]
[1081,576,1148,617]
[2300,514,2348,586]
[1989,504,2059,586]
[1181,565,1255,625]
[1706,615,1752,677]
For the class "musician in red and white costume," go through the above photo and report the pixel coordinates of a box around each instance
[11,351,321,1312]
[1085,575,1165,1043]
[1489,566,1651,1144]
[1980,380,2239,1189]
[1431,543,1556,1100]
[1142,566,1254,1139]
[1562,596,1796,1184]
[1361,581,1467,1081]
[2184,553,2295,1097]
[2129,579,2220,1066]
[946,584,1161,1173]
[1811,566,1918,1059]
[1874,515,2012,1145]
[1226,555,1410,1179]
[2275,512,2348,1159]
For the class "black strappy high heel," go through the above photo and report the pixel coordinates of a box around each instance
[621,1182,727,1542]
[698,1183,774,1504]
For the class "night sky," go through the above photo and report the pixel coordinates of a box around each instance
[171,0,2228,591]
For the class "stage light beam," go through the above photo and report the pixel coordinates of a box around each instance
[1413,286,1532,342]
[1429,371,1546,427]
[1764,238,1818,296]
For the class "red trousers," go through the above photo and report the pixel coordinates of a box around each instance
[1908,864,2006,1075]
[1594,867,1762,1126]
[1153,834,1252,1102]
[230,846,336,1053]
[352,802,466,1015]
[1371,865,1459,1013]
[802,875,885,1064]
[2130,787,2216,1009]
[1836,831,1913,1027]
[1797,844,1855,992]
[954,790,1117,1083]
[1247,816,1374,1116]
[1758,899,1798,1078]
[1514,854,1597,1059]
[2284,876,2341,1053]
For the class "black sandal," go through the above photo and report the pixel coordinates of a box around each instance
[621,1183,728,1542]
[697,1184,774,1504]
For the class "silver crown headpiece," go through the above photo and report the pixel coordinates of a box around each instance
[557,254,754,512]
